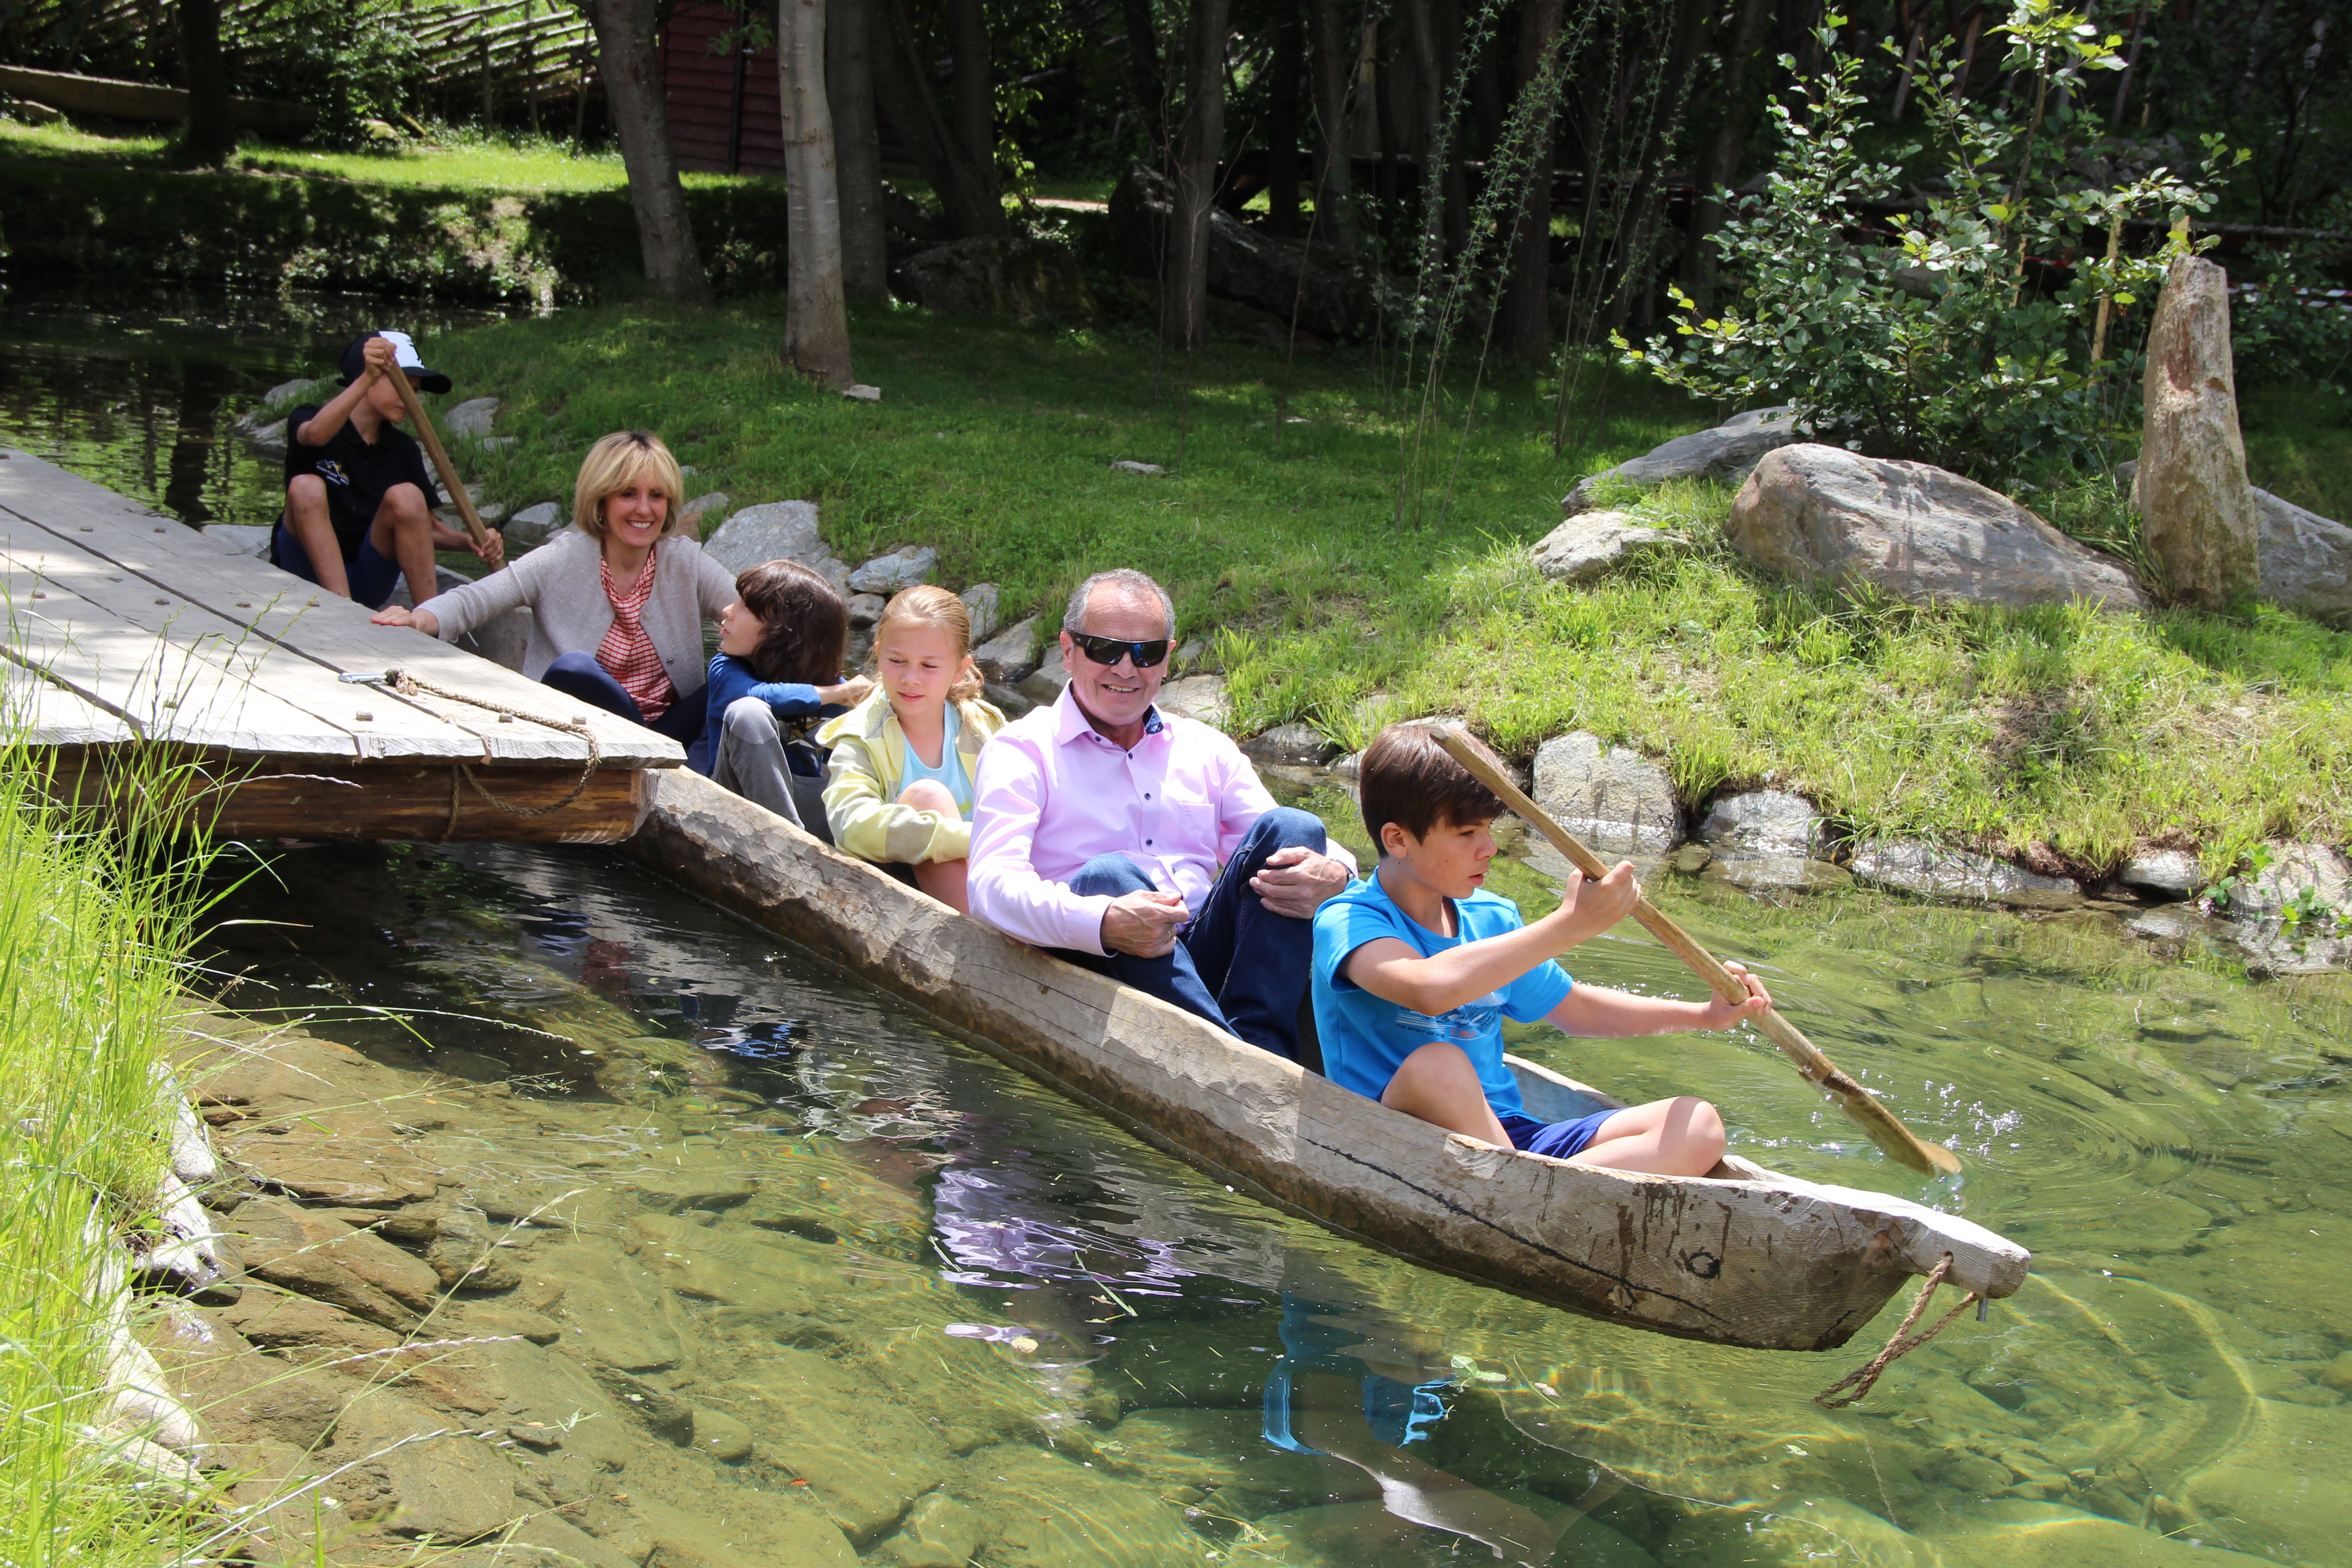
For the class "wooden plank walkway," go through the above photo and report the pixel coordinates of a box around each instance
[0,448,684,843]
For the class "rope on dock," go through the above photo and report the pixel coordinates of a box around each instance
[1814,1252,1984,1408]
[383,670,604,821]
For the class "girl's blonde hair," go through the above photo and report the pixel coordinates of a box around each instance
[572,430,688,540]
[872,584,983,705]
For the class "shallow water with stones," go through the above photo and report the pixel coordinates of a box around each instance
[188,821,2352,1568]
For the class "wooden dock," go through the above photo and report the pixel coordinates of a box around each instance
[0,449,683,843]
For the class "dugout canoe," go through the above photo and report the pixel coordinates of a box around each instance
[625,769,2030,1352]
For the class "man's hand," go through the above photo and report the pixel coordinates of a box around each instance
[1249,846,1350,919]
[360,333,397,382]
[1101,890,1188,957]
[1694,960,1772,1030]
[1550,858,1642,948]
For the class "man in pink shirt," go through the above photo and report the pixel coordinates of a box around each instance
[969,569,1357,1061]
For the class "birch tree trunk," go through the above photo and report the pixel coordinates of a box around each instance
[586,0,714,304]
[828,0,888,300]
[179,0,236,165]
[1306,0,1359,254]
[779,0,856,386]
[1497,0,1565,367]
[1162,0,1233,350]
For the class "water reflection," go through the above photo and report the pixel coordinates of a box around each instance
[188,813,2350,1567]
[0,285,500,530]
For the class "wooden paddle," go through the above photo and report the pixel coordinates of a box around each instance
[386,368,494,554]
[1432,727,1963,1176]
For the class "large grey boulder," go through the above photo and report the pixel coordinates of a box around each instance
[1696,790,1824,856]
[975,615,1041,683]
[1848,840,2079,907]
[1529,510,1690,583]
[2120,849,2200,902]
[680,491,729,518]
[847,545,937,595]
[1531,732,1681,854]
[2136,255,2260,609]
[241,419,289,462]
[441,397,501,439]
[896,236,1098,322]
[2254,488,2352,626]
[1242,723,1333,765]
[1561,407,1801,516]
[259,375,333,412]
[456,605,533,674]
[1729,444,2146,611]
[704,500,849,590]
[1110,163,1381,341]
[1156,674,1230,728]
[1019,644,1070,706]
[505,500,565,550]
[959,583,1002,645]
[2226,843,2352,920]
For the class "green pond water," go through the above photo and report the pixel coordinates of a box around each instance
[7,284,2348,1565]
[191,828,2352,1568]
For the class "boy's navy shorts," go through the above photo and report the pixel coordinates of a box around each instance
[273,520,403,610]
[1499,1107,1620,1159]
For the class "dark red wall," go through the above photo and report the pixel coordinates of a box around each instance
[662,5,784,176]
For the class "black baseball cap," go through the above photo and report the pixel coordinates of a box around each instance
[338,330,452,394]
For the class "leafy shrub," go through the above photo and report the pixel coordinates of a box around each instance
[1620,2,2235,479]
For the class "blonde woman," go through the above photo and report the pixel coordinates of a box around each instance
[372,430,736,742]
[817,585,1006,912]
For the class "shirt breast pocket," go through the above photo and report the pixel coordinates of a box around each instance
[1156,784,1221,854]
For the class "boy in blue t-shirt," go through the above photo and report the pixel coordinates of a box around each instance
[1311,724,1771,1175]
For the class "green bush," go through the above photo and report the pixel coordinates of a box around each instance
[1621,2,2234,479]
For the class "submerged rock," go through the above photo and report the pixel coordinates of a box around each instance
[1849,840,2080,907]
[1704,855,1853,895]
[1561,406,1800,516]
[1531,732,1682,853]
[1730,445,2146,611]
[2226,843,2352,920]
[1529,509,1692,583]
[879,1491,985,1568]
[1243,722,1333,765]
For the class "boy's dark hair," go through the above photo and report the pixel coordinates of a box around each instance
[736,559,847,685]
[1359,723,1507,853]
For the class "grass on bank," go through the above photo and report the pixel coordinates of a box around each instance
[402,302,2351,872]
[0,743,217,1563]
[0,118,655,193]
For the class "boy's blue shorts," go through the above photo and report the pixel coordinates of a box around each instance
[273,520,403,610]
[1499,1107,1620,1160]
[1262,1296,1453,1457]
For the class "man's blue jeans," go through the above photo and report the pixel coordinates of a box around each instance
[1057,806,1329,1062]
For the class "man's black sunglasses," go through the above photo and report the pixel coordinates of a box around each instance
[1069,632,1171,669]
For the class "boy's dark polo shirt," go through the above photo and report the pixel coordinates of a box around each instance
[279,404,433,562]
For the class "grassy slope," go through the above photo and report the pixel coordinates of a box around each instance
[424,300,2349,872]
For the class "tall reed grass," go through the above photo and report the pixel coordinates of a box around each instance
[0,736,220,1564]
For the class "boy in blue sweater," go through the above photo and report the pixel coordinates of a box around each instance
[1311,724,1770,1175]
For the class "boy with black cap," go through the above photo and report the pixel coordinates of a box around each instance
[274,330,503,609]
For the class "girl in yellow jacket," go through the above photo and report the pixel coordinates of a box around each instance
[818,584,1007,913]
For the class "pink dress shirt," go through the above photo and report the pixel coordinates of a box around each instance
[969,685,1356,955]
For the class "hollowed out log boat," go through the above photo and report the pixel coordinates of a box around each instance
[627,769,2029,1352]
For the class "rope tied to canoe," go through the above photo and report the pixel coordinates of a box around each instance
[375,669,603,821]
[1814,1253,1984,1409]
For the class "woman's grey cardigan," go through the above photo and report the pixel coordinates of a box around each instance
[426,528,738,699]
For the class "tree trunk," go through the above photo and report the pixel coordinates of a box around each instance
[1681,0,1774,309]
[1264,3,1303,236]
[946,0,1000,209]
[1120,0,1169,153]
[872,0,1007,236]
[1497,0,1566,367]
[1163,0,1233,349]
[1306,0,1358,253]
[179,0,236,165]
[779,0,855,385]
[828,0,888,300]
[1609,0,1708,338]
[1400,0,1445,264]
[587,0,714,303]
